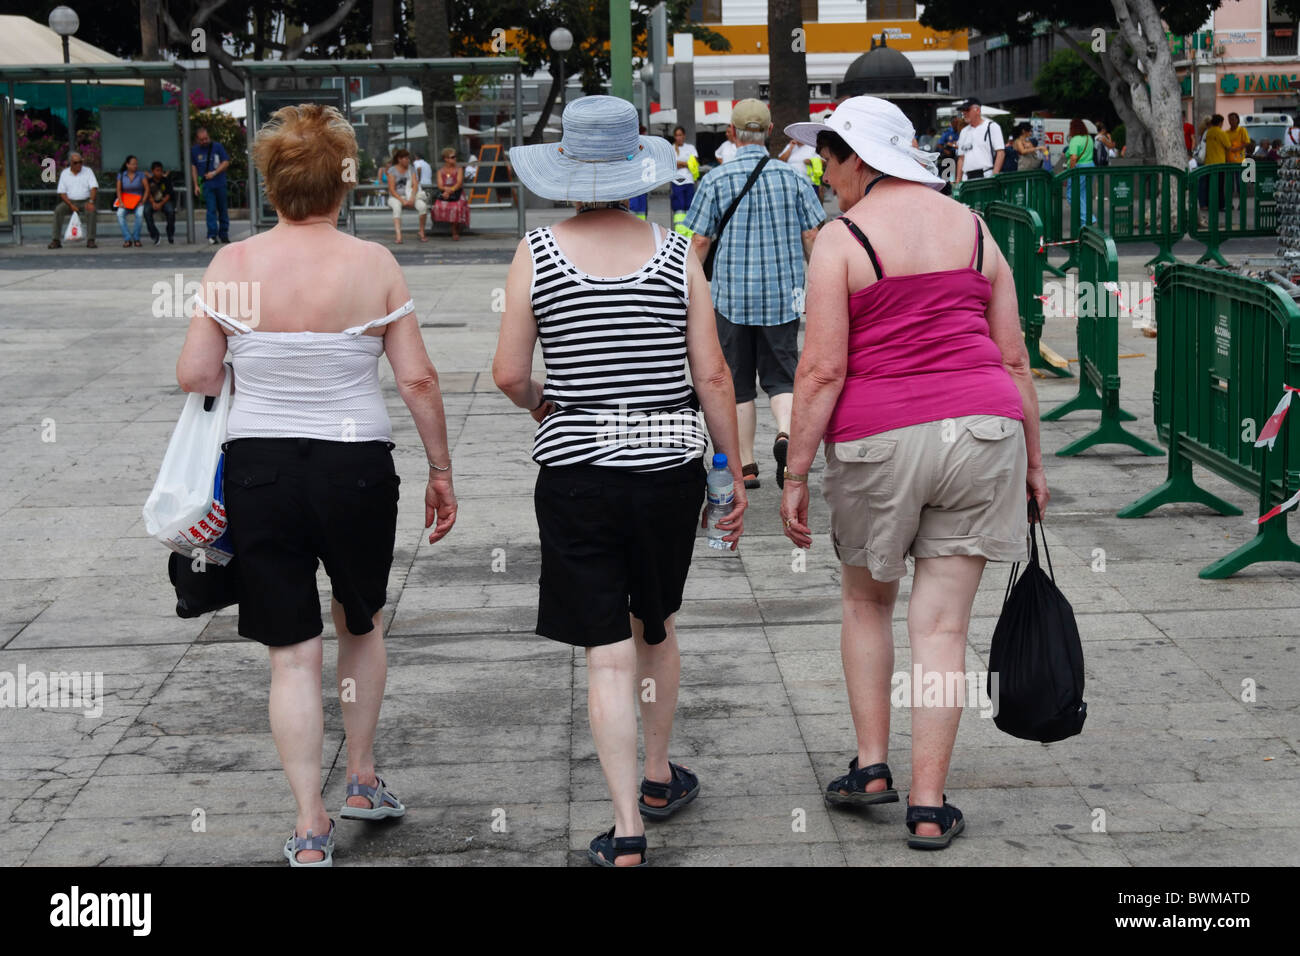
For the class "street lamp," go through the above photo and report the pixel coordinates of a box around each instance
[48,6,79,159]
[549,27,574,112]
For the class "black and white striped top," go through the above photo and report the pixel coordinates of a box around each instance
[528,222,708,471]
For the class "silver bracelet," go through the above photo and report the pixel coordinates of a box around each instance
[428,460,451,472]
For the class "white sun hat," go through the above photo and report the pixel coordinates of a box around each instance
[784,96,944,189]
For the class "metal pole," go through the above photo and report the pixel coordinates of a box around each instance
[559,55,566,113]
[63,38,74,160]
[343,73,356,236]
[244,74,256,233]
[180,71,194,244]
[609,0,633,102]
[514,65,524,238]
[7,80,21,245]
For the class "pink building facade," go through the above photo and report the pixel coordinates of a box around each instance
[1177,2,1300,122]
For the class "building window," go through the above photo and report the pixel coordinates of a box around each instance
[1269,1,1298,57]
[867,0,916,19]
[687,0,722,22]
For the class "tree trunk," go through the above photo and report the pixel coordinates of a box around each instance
[1111,0,1186,169]
[139,0,162,105]
[367,0,394,165]
[767,0,808,156]
[414,0,457,161]
[529,59,561,145]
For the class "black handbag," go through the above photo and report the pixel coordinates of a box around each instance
[168,550,239,619]
[702,156,769,280]
[986,500,1087,742]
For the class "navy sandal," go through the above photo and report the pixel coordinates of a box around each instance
[773,432,789,489]
[588,827,647,867]
[638,762,700,820]
[824,757,900,807]
[906,796,965,850]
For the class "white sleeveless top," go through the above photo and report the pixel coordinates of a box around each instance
[197,297,415,442]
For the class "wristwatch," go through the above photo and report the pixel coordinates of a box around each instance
[783,468,808,483]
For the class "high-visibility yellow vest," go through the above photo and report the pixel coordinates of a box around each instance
[808,156,824,185]
[687,155,700,181]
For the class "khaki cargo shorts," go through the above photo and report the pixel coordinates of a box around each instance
[822,415,1029,582]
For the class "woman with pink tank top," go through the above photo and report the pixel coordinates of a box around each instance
[778,97,1049,850]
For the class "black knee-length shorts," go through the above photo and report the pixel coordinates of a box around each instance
[222,437,399,646]
[535,459,706,647]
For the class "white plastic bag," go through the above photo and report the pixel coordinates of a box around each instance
[63,210,83,242]
[143,365,235,566]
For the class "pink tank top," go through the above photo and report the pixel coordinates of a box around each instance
[824,210,1024,444]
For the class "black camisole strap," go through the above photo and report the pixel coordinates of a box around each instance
[969,212,985,272]
[838,217,885,279]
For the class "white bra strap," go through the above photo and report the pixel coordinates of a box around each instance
[343,298,415,335]
[652,221,664,247]
[195,296,253,334]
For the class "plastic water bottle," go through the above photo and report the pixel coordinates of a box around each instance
[706,453,734,550]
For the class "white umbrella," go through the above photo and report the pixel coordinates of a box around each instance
[390,121,481,141]
[350,87,425,113]
[350,87,430,152]
[213,97,246,120]
[648,109,676,128]
[950,100,1009,117]
[487,111,560,136]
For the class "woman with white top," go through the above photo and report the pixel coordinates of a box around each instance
[497,95,747,867]
[175,104,458,867]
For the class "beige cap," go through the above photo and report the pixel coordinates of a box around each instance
[731,98,771,132]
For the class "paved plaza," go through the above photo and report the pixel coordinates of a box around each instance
[1,199,1297,867]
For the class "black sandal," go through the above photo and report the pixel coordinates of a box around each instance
[741,463,760,489]
[773,432,789,488]
[824,757,900,807]
[906,796,965,850]
[588,827,647,867]
[638,762,700,820]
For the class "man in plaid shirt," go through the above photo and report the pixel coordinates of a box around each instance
[684,99,825,490]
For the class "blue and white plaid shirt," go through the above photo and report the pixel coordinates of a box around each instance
[682,144,826,327]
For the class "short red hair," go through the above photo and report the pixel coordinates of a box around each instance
[252,104,357,221]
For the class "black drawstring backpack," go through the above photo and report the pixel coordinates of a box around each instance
[986,500,1087,742]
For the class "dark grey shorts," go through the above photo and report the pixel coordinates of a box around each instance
[715,312,800,404]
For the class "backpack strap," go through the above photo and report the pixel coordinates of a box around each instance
[837,216,885,280]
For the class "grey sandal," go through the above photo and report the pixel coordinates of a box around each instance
[283,819,335,867]
[339,773,406,821]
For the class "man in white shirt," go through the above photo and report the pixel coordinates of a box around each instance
[715,126,738,165]
[954,98,1006,182]
[779,139,817,180]
[413,152,433,190]
[50,152,99,248]
[671,126,699,236]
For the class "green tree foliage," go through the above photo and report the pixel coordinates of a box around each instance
[1034,48,1117,125]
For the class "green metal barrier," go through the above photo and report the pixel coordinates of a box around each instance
[1055,165,1186,270]
[984,200,1072,378]
[1185,160,1277,267]
[998,169,1064,277]
[1041,226,1164,456]
[1118,263,1300,578]
[954,175,1001,216]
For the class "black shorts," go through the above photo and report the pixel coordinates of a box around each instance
[535,459,705,647]
[715,312,800,404]
[222,437,399,646]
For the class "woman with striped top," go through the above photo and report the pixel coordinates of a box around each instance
[495,96,747,867]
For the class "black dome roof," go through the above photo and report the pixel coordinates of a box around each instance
[838,36,925,96]
[845,42,916,82]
